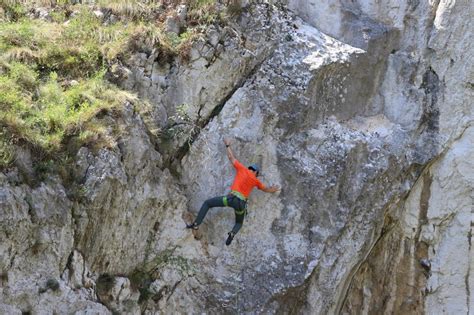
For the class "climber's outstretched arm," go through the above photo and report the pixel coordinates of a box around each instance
[261,185,280,193]
[224,138,236,164]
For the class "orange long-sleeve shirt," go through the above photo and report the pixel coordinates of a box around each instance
[230,160,265,198]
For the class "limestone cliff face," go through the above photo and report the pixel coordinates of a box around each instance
[0,1,472,314]
[341,126,473,314]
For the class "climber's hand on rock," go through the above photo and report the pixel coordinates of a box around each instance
[263,185,280,193]
[270,185,280,193]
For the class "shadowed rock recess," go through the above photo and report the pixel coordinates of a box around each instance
[1,1,472,314]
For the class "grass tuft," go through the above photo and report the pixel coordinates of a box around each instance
[0,66,134,169]
[0,130,15,168]
[97,0,163,21]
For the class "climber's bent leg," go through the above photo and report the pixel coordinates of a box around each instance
[194,196,226,226]
[231,211,245,235]
[226,212,244,246]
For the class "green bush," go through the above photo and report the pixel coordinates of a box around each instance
[0,2,27,22]
[8,61,38,90]
[0,19,52,52]
[42,44,102,78]
[0,66,134,168]
[0,73,28,108]
[0,13,103,76]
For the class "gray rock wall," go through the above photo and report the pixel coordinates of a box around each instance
[342,125,473,314]
[0,1,472,314]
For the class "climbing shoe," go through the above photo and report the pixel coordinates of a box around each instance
[186,222,199,230]
[225,232,235,246]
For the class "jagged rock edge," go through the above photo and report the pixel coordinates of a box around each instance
[168,49,276,169]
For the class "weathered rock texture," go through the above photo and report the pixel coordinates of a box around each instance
[1,1,472,314]
[342,126,474,314]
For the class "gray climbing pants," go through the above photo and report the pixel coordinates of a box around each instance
[195,194,247,234]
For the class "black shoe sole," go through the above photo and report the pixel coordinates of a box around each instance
[225,233,234,246]
[186,223,198,230]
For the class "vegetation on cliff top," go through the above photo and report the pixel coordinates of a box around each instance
[0,0,242,171]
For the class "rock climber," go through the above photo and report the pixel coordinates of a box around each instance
[186,138,280,245]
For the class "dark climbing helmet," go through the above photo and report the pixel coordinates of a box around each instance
[248,164,260,176]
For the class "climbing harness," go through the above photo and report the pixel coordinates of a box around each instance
[230,190,247,201]
[223,192,248,216]
[234,201,247,216]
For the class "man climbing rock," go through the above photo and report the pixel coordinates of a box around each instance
[187,138,280,245]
